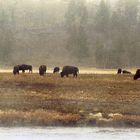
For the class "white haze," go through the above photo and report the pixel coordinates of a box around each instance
[0,0,140,68]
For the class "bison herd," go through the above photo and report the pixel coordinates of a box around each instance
[12,64,140,80]
[13,64,79,78]
[117,68,131,74]
[117,68,140,80]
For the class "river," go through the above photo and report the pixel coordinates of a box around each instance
[0,127,139,140]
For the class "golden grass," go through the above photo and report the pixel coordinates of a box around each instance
[0,72,139,127]
[0,109,80,126]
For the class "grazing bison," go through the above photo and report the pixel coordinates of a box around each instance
[39,65,47,76]
[53,67,60,73]
[122,70,131,74]
[60,66,79,78]
[18,64,32,73]
[134,69,140,80]
[117,68,122,74]
[13,65,19,75]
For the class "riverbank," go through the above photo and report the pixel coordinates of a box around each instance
[0,73,139,127]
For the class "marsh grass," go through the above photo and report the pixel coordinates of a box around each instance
[0,73,139,127]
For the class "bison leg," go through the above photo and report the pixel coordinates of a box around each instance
[73,72,77,77]
[29,69,32,73]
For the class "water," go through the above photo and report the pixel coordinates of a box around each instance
[0,127,139,140]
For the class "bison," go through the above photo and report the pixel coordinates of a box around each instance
[18,64,32,73]
[53,67,60,73]
[13,65,19,75]
[117,68,122,74]
[134,69,140,80]
[39,65,47,76]
[122,70,131,74]
[60,66,79,78]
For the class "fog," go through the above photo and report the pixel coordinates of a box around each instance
[0,0,140,68]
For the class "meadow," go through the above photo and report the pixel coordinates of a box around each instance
[0,72,139,127]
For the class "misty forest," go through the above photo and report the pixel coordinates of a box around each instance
[0,0,140,68]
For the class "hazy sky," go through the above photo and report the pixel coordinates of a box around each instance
[19,0,117,3]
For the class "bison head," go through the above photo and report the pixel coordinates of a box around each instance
[60,72,64,77]
[13,66,19,75]
[134,75,137,80]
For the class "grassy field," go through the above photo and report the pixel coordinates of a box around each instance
[0,72,140,127]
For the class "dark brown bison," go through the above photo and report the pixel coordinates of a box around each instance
[39,65,47,76]
[53,67,60,73]
[117,68,122,74]
[60,66,79,78]
[13,65,19,75]
[122,70,131,74]
[134,69,140,80]
[18,64,32,73]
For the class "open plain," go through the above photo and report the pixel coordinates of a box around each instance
[0,72,139,127]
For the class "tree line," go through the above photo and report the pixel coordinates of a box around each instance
[0,0,140,68]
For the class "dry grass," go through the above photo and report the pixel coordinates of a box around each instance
[0,72,139,127]
[0,109,80,126]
